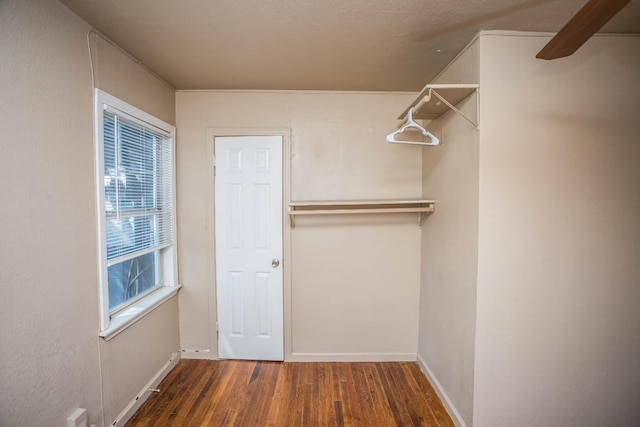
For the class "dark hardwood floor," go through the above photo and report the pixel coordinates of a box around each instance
[125,359,454,426]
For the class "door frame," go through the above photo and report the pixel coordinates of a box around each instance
[205,128,292,361]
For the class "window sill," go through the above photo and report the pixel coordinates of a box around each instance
[99,285,181,341]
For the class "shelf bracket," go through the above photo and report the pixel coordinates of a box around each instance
[418,203,435,227]
[397,84,479,135]
[430,89,479,129]
[418,212,429,227]
[289,208,295,228]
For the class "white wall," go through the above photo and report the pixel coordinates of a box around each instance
[418,39,480,427]
[474,32,640,426]
[176,91,423,360]
[0,1,179,425]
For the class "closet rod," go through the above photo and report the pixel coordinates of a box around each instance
[287,200,435,228]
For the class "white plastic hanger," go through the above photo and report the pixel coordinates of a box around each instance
[386,107,439,146]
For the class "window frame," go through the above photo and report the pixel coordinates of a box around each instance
[95,89,179,339]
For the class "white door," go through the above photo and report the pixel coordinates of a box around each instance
[215,136,284,361]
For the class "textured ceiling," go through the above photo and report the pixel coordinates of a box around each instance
[59,0,640,91]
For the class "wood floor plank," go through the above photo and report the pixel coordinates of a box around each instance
[125,359,455,427]
[139,359,209,425]
[336,362,356,426]
[361,362,398,426]
[403,363,454,427]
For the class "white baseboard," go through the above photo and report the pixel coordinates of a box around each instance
[416,354,468,427]
[181,349,215,360]
[288,352,416,362]
[110,350,181,426]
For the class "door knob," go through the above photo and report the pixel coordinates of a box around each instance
[272,259,280,268]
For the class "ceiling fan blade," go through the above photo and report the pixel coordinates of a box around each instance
[536,0,631,60]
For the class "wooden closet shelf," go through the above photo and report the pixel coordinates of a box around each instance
[398,84,479,129]
[287,200,435,228]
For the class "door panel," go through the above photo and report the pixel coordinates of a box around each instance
[215,136,283,361]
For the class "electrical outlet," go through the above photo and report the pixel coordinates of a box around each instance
[67,408,88,427]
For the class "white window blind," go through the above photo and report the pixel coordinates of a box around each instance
[95,90,179,334]
[102,107,175,267]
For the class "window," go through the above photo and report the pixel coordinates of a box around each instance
[95,90,178,336]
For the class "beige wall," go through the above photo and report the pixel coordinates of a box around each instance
[99,297,180,423]
[0,1,102,424]
[474,33,640,426]
[418,39,480,427]
[176,91,423,360]
[90,29,180,426]
[0,1,179,425]
[88,33,176,125]
[418,32,640,427]
[6,4,636,425]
